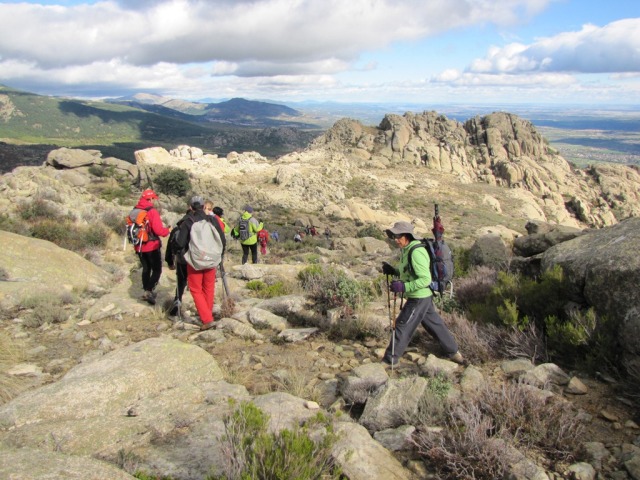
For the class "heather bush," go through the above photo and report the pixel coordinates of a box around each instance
[17,198,63,221]
[212,401,341,480]
[326,306,386,342]
[19,291,74,327]
[30,219,109,251]
[414,380,584,479]
[298,265,372,312]
[442,312,497,364]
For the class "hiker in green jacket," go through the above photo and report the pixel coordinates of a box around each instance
[381,221,465,367]
[232,205,263,264]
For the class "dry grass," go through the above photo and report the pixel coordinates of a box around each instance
[0,332,25,404]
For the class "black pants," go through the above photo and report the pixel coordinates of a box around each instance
[241,243,258,264]
[174,262,188,302]
[383,296,458,365]
[139,249,162,292]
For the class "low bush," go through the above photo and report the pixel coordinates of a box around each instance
[153,167,192,197]
[245,279,291,299]
[355,223,384,240]
[16,198,62,221]
[212,401,341,480]
[298,265,372,313]
[414,380,584,479]
[19,291,73,328]
[30,219,110,252]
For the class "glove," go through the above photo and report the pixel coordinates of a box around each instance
[390,280,405,293]
[381,262,398,276]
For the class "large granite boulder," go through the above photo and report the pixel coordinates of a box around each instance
[541,217,640,372]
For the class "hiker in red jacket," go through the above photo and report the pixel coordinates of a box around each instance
[132,189,170,305]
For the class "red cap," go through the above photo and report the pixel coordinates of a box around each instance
[141,189,158,200]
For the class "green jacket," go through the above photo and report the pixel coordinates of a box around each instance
[232,212,263,245]
[396,239,433,299]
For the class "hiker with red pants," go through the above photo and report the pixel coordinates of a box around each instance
[175,196,226,331]
[132,189,170,305]
[380,221,465,367]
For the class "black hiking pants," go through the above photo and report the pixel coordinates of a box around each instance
[383,296,458,366]
[139,248,163,292]
[241,243,258,264]
[175,261,188,302]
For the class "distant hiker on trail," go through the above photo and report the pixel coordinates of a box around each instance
[175,196,226,331]
[271,230,280,242]
[231,205,263,264]
[294,232,302,243]
[380,221,465,367]
[310,226,317,236]
[324,226,331,241]
[257,228,269,255]
[129,189,170,305]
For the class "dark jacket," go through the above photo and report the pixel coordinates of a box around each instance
[176,208,226,256]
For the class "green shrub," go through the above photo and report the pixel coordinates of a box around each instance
[452,245,472,278]
[213,401,341,480]
[298,265,372,312]
[17,198,62,221]
[30,219,109,251]
[246,280,290,299]
[153,167,192,197]
[0,213,29,235]
[100,186,131,204]
[356,224,384,240]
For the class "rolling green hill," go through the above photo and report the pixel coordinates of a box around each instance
[0,85,322,169]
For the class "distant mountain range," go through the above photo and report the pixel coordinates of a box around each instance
[108,94,304,127]
[0,85,322,170]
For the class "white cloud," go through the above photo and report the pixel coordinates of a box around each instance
[0,0,555,71]
[467,19,640,74]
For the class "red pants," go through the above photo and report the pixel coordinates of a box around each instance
[186,264,216,324]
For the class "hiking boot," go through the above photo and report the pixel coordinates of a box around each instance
[168,299,181,317]
[141,291,156,305]
[449,352,468,366]
[200,321,215,331]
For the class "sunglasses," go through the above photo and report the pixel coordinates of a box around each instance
[387,231,404,240]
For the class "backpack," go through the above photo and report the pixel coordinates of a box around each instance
[238,218,251,241]
[166,224,183,265]
[407,238,454,295]
[184,218,223,270]
[126,207,155,250]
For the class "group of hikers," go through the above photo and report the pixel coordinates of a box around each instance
[127,190,466,365]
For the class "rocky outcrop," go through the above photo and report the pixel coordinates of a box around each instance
[313,112,640,228]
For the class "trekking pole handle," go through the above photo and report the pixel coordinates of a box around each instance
[434,204,439,218]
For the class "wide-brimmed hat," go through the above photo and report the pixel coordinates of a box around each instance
[385,221,415,239]
[141,189,159,200]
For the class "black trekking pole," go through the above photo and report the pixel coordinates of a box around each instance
[391,289,397,374]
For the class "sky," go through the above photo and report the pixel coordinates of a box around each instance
[0,0,639,106]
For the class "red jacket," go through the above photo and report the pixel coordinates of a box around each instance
[133,198,170,253]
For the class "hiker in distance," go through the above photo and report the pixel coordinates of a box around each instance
[175,196,226,331]
[381,221,465,367]
[231,205,263,264]
[131,189,170,305]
